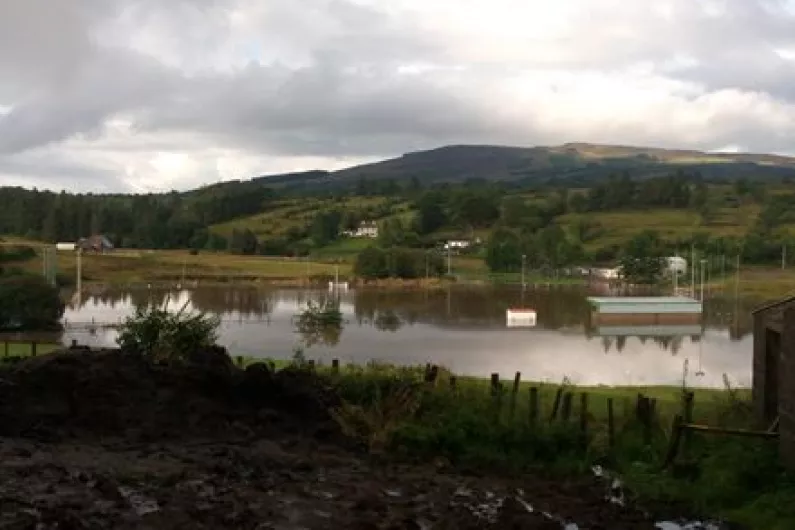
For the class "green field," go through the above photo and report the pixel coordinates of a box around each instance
[211,196,406,239]
[1,341,60,357]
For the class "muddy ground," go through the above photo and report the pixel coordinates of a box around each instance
[0,349,724,529]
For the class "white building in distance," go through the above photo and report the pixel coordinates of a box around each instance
[343,221,378,238]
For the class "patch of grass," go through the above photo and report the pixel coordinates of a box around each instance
[0,341,60,358]
[559,206,762,251]
[311,238,373,261]
[16,249,352,285]
[211,196,405,239]
[252,359,790,528]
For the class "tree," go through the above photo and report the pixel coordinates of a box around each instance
[354,247,389,279]
[485,228,522,272]
[0,274,65,331]
[501,196,528,227]
[618,230,666,284]
[414,192,447,234]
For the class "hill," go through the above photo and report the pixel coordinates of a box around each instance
[256,142,795,190]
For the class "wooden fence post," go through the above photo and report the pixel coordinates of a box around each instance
[682,391,695,454]
[561,392,573,422]
[663,414,685,468]
[490,373,502,423]
[550,387,564,422]
[509,371,521,421]
[529,387,539,428]
[449,376,457,390]
[331,359,340,374]
[607,398,615,448]
[30,341,37,357]
[579,392,589,441]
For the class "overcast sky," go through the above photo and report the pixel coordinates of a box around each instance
[2,0,795,193]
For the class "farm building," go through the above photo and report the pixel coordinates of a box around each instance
[77,235,114,253]
[751,295,795,468]
[55,242,76,251]
[342,221,378,238]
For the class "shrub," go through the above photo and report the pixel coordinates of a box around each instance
[0,274,64,331]
[116,300,221,362]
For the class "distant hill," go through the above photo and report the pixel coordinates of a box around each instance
[252,143,795,191]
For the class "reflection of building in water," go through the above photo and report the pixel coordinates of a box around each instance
[593,324,702,355]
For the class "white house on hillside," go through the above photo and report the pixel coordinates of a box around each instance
[343,221,378,238]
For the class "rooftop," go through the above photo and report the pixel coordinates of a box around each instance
[587,296,701,305]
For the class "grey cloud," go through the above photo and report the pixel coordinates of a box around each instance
[0,150,131,193]
[1,0,795,192]
[0,49,181,154]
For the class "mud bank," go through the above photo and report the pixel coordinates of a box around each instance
[0,350,733,528]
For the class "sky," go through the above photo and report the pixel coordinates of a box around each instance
[1,0,795,193]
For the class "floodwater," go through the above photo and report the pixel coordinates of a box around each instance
[6,285,756,388]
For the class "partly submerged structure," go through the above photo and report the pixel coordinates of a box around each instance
[752,295,795,468]
[587,296,703,326]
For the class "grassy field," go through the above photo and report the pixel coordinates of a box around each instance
[229,358,789,529]
[0,341,60,357]
[211,196,407,239]
[557,205,771,251]
[13,248,352,286]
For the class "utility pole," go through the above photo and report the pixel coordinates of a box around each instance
[76,248,83,295]
[734,254,740,299]
[425,251,429,279]
[690,245,696,298]
[700,259,706,302]
[521,254,526,288]
[447,245,452,276]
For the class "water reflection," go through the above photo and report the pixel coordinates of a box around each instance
[294,298,345,348]
[1,285,759,387]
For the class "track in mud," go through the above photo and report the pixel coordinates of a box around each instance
[0,349,729,529]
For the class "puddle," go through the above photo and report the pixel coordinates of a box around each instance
[591,466,729,530]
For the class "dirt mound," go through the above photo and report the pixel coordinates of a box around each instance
[0,439,663,529]
[0,348,341,443]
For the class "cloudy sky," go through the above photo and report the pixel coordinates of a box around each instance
[2,0,795,192]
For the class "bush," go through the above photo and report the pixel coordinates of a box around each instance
[116,300,221,362]
[354,246,444,279]
[0,274,64,331]
[0,245,36,263]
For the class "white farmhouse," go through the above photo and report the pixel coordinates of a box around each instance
[343,221,379,238]
[443,240,471,250]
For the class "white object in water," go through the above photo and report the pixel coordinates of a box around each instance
[328,281,349,292]
[506,308,537,328]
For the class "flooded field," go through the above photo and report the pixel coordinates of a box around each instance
[3,285,756,388]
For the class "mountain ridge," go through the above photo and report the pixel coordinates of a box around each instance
[250,142,795,191]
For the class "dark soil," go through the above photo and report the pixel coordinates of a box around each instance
[0,349,714,529]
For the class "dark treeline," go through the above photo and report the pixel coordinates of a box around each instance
[2,169,795,267]
[0,181,275,248]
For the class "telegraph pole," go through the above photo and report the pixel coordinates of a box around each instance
[76,248,83,295]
